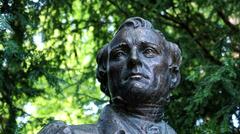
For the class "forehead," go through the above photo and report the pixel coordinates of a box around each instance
[110,27,162,47]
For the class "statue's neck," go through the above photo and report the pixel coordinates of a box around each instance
[111,96,165,122]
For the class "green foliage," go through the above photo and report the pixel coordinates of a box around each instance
[0,0,240,133]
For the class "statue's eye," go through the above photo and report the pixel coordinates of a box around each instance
[115,51,125,57]
[143,47,158,57]
[111,49,127,59]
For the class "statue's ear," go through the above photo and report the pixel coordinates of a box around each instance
[169,65,180,89]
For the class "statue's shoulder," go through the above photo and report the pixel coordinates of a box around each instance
[38,120,98,134]
[161,121,177,134]
[70,124,98,134]
[38,120,72,134]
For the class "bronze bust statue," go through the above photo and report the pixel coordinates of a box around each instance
[39,17,182,134]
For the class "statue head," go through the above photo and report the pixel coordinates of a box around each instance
[96,17,181,105]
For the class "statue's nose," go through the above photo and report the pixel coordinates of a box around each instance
[127,47,141,67]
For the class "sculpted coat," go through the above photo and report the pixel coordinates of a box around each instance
[39,105,176,134]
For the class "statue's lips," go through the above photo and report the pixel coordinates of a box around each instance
[124,73,149,81]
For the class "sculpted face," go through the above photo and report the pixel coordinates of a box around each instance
[107,27,171,104]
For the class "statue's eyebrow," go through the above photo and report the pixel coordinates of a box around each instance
[140,40,164,50]
[111,42,128,50]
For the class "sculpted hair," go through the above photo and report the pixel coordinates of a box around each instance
[116,17,153,33]
[96,17,182,96]
[96,44,109,96]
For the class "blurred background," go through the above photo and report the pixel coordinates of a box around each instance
[0,0,239,133]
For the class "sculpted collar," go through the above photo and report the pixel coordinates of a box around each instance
[98,104,176,134]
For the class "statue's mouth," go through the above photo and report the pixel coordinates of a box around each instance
[129,74,142,79]
[125,73,149,81]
